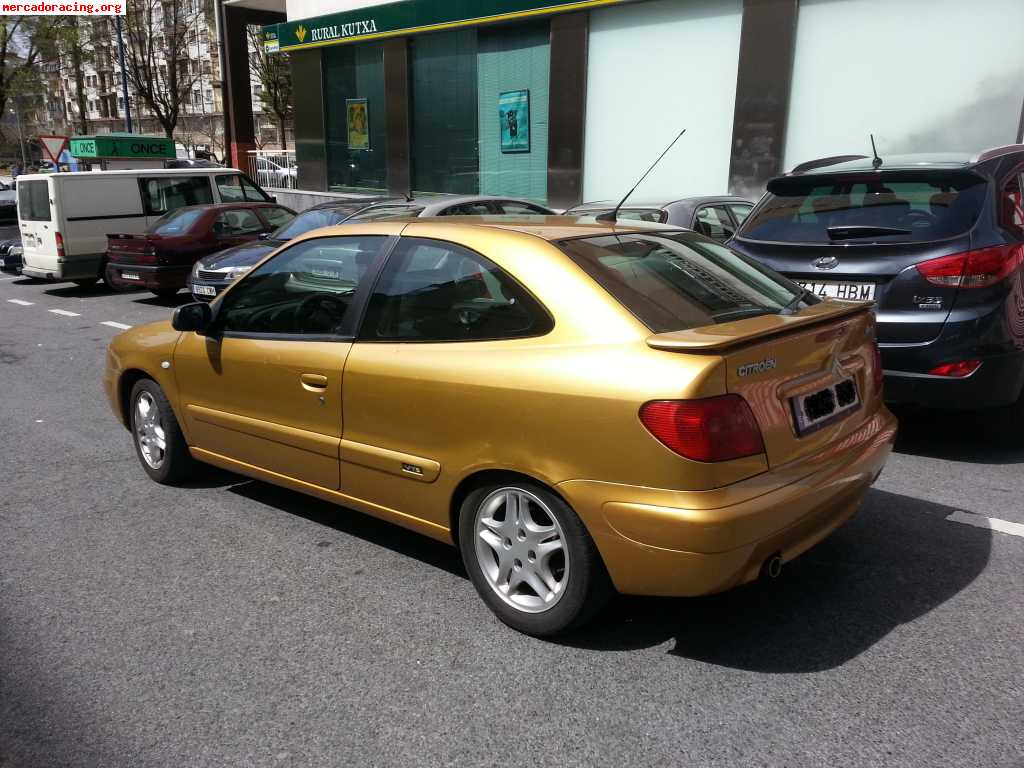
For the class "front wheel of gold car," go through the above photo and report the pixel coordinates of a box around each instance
[458,480,610,637]
[129,379,195,485]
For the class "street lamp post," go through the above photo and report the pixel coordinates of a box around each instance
[12,96,27,167]
[115,15,133,132]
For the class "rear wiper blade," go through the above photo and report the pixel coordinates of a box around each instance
[826,225,912,240]
[780,287,814,315]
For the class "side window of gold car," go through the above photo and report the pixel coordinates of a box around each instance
[359,238,553,342]
[216,235,388,338]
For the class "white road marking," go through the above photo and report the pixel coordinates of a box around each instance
[7,298,33,306]
[946,510,1024,538]
[100,321,132,330]
[48,308,81,317]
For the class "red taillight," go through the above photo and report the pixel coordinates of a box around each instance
[871,343,884,394]
[55,232,65,260]
[928,360,981,378]
[639,396,765,463]
[916,245,1024,289]
[142,244,157,263]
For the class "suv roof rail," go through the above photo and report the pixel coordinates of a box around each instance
[972,144,1024,164]
[789,155,869,175]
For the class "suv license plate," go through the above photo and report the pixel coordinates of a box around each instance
[797,281,875,301]
[791,377,861,436]
[193,284,216,297]
[121,271,140,281]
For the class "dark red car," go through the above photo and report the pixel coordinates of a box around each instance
[105,202,295,298]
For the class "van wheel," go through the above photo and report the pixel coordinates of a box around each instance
[129,379,195,484]
[458,479,611,637]
[73,278,98,289]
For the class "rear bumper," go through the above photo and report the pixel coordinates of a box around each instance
[882,352,1024,409]
[557,408,897,597]
[22,254,102,282]
[106,262,190,292]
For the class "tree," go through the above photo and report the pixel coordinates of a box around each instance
[247,25,292,149]
[0,18,61,144]
[123,0,202,138]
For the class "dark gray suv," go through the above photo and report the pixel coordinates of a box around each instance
[729,146,1024,422]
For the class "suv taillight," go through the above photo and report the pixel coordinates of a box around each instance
[55,231,65,261]
[639,396,765,462]
[916,245,1024,289]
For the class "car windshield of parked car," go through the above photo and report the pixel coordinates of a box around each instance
[739,171,987,244]
[559,232,801,333]
[151,208,205,235]
[271,207,360,241]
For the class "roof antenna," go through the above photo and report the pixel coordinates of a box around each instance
[870,134,883,170]
[597,128,686,223]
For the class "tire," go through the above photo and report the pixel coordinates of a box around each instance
[101,262,118,290]
[128,378,195,485]
[458,479,611,637]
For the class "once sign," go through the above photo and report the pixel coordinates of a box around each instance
[69,134,176,160]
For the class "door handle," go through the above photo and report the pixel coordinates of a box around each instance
[300,373,329,391]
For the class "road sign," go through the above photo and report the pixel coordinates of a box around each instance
[69,134,175,160]
[38,135,69,164]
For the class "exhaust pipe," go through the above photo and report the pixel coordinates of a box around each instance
[761,553,783,581]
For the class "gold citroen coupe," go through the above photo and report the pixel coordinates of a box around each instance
[104,217,897,636]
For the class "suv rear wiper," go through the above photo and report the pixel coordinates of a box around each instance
[826,225,912,240]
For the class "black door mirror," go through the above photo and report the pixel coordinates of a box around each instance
[172,301,213,334]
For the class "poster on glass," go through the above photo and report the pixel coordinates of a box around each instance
[347,98,369,150]
[499,90,530,154]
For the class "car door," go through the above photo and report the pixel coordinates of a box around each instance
[339,235,554,528]
[173,232,392,489]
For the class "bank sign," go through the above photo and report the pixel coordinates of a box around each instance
[264,0,627,53]
[70,135,175,159]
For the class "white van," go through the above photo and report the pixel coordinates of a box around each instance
[17,168,273,287]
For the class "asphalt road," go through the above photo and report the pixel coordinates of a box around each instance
[1,276,1022,768]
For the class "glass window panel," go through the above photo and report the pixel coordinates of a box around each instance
[142,176,213,215]
[260,206,295,230]
[214,209,264,236]
[324,42,387,192]
[218,235,387,336]
[693,206,736,239]
[410,29,479,195]
[359,238,552,342]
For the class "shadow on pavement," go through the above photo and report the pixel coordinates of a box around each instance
[558,488,990,669]
[42,282,127,299]
[227,479,466,578]
[890,405,1024,465]
[134,293,194,308]
[219,479,990,669]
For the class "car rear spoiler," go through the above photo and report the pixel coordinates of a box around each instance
[646,302,871,354]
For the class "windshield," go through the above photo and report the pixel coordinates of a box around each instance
[740,171,986,244]
[558,232,805,333]
[151,208,204,235]
[272,207,360,241]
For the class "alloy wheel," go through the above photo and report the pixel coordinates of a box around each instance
[134,391,167,469]
[473,487,568,613]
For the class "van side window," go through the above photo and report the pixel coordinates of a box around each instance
[17,180,51,222]
[141,176,213,216]
[216,174,270,203]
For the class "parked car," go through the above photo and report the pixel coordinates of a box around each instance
[253,156,297,189]
[104,217,895,636]
[0,186,16,223]
[564,196,753,240]
[188,194,555,301]
[729,145,1024,422]
[344,194,555,221]
[0,235,23,273]
[189,197,394,301]
[106,202,295,298]
[18,168,275,288]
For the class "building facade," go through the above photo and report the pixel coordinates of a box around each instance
[28,7,287,160]
[239,0,1024,208]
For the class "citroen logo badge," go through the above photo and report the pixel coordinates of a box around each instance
[814,255,839,271]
